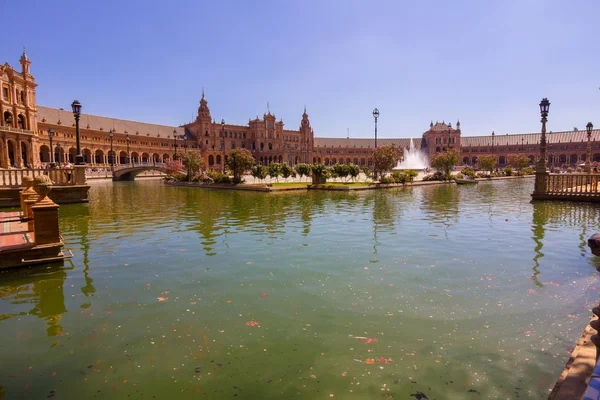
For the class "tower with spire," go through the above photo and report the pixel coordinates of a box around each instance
[20,48,31,75]
[299,106,314,162]
[194,89,213,146]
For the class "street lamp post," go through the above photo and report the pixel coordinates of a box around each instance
[181,135,187,154]
[534,98,550,194]
[586,122,594,173]
[491,131,495,156]
[126,134,130,165]
[71,100,84,165]
[109,129,114,171]
[220,119,225,151]
[173,129,178,160]
[48,129,54,165]
[372,108,379,148]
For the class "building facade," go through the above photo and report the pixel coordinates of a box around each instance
[1,52,599,171]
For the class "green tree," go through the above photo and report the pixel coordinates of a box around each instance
[181,152,203,182]
[361,165,372,181]
[280,163,293,182]
[373,145,402,181]
[311,163,327,184]
[226,148,255,184]
[251,165,268,183]
[431,148,460,179]
[507,154,530,171]
[268,163,281,183]
[478,155,498,174]
[332,163,350,182]
[295,164,312,182]
[348,164,360,182]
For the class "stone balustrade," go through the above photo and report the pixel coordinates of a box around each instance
[0,168,76,187]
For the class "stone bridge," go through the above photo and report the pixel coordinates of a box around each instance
[112,163,168,181]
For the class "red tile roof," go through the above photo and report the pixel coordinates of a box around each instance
[37,106,185,138]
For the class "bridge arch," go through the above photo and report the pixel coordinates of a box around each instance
[112,164,168,181]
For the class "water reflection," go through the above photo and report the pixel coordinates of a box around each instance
[0,266,67,336]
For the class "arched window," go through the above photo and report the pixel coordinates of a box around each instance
[4,111,13,127]
[216,155,221,164]
[268,143,273,151]
[17,114,26,129]
[208,155,214,165]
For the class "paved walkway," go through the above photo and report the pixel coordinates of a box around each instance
[0,211,34,250]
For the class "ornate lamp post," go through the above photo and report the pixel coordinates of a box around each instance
[534,98,550,195]
[181,135,187,154]
[538,98,550,170]
[173,129,178,160]
[48,128,54,165]
[71,100,84,165]
[586,122,594,173]
[491,131,495,155]
[220,119,225,151]
[372,108,379,148]
[126,134,130,165]
[109,129,114,171]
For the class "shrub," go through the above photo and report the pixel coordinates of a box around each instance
[454,173,464,179]
[422,171,446,181]
[404,169,418,182]
[476,172,488,178]
[522,167,534,175]
[207,169,231,184]
[461,167,476,178]
[504,167,513,176]
[172,173,187,182]
[391,171,408,184]
[379,176,395,184]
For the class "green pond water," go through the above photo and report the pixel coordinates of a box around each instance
[1,178,600,399]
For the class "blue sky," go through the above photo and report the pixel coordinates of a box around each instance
[2,0,598,138]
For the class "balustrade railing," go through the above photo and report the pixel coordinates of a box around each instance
[544,173,600,196]
[0,168,75,187]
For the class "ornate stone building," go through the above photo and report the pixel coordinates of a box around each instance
[1,51,599,171]
[182,93,315,169]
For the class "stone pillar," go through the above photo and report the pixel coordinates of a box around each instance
[31,183,61,246]
[0,137,6,168]
[74,165,86,185]
[20,176,36,217]
[24,196,38,230]
[15,138,23,167]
